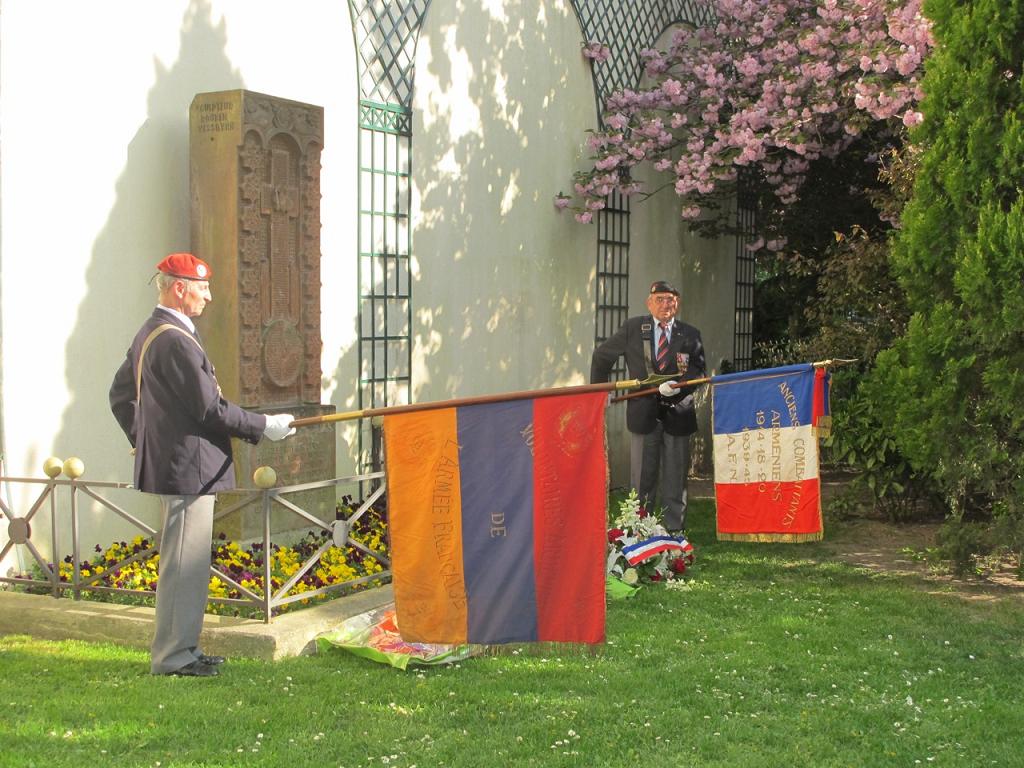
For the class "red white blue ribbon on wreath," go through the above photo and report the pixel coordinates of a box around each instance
[621,536,693,566]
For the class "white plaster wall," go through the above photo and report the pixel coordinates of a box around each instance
[0,0,357,571]
[410,0,597,404]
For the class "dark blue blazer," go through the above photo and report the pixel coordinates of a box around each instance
[110,309,265,495]
[590,315,706,436]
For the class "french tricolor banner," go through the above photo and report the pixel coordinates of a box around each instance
[621,535,693,566]
[711,364,830,543]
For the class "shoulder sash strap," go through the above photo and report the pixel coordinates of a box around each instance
[641,323,655,377]
[135,323,204,403]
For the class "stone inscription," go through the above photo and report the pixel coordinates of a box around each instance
[195,100,237,133]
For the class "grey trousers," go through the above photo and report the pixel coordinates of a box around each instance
[151,494,215,675]
[630,425,691,532]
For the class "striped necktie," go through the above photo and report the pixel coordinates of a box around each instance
[656,322,669,371]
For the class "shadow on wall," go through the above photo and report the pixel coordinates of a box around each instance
[50,0,244,545]
[326,318,362,476]
[408,0,597,399]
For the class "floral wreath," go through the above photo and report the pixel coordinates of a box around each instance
[606,490,694,585]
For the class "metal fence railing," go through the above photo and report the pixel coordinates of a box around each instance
[0,465,390,624]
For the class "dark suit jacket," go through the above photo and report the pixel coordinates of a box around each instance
[109,309,266,495]
[591,315,706,436]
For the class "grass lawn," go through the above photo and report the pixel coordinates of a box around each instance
[1,499,1022,768]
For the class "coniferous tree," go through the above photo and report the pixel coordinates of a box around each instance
[872,0,1024,527]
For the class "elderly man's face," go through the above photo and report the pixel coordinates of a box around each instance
[179,279,212,318]
[646,291,678,323]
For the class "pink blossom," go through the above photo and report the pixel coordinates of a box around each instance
[737,56,761,78]
[581,41,611,63]
[594,154,623,171]
[638,119,664,138]
[643,48,670,76]
[605,113,628,131]
[902,109,923,127]
[564,0,933,226]
[575,211,593,224]
[553,195,571,210]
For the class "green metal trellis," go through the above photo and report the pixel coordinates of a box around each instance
[348,0,431,472]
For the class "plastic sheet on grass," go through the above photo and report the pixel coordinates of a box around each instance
[316,604,480,669]
[605,574,639,599]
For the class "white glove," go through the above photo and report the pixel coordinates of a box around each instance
[658,381,678,397]
[263,413,296,441]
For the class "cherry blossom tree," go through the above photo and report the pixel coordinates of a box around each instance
[559,0,933,246]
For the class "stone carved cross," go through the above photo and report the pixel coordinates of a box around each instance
[260,147,300,322]
[189,89,328,430]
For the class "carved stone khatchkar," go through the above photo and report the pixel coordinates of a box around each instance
[191,89,324,408]
[189,90,336,537]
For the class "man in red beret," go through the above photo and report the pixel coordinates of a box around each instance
[590,280,706,534]
[109,253,297,677]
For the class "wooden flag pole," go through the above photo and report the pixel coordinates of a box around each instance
[608,358,856,405]
[608,375,713,404]
[606,376,712,405]
[288,374,677,428]
[290,361,860,427]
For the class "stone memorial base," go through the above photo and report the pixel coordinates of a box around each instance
[215,404,337,542]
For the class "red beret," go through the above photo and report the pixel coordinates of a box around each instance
[156,252,212,280]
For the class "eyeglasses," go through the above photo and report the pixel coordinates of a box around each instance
[651,296,678,305]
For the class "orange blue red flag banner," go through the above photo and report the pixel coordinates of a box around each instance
[711,364,831,543]
[382,390,608,645]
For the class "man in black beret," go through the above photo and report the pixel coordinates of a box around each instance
[110,253,297,676]
[591,280,706,533]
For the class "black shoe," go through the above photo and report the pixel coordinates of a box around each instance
[169,660,219,677]
[198,654,226,666]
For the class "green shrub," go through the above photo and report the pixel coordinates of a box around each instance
[936,520,994,577]
[824,373,941,523]
[868,0,1024,548]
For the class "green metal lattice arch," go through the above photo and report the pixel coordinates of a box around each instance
[348,0,431,470]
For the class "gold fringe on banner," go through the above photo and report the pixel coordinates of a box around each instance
[482,642,604,658]
[717,531,824,543]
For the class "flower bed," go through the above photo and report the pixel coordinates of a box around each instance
[19,496,388,617]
